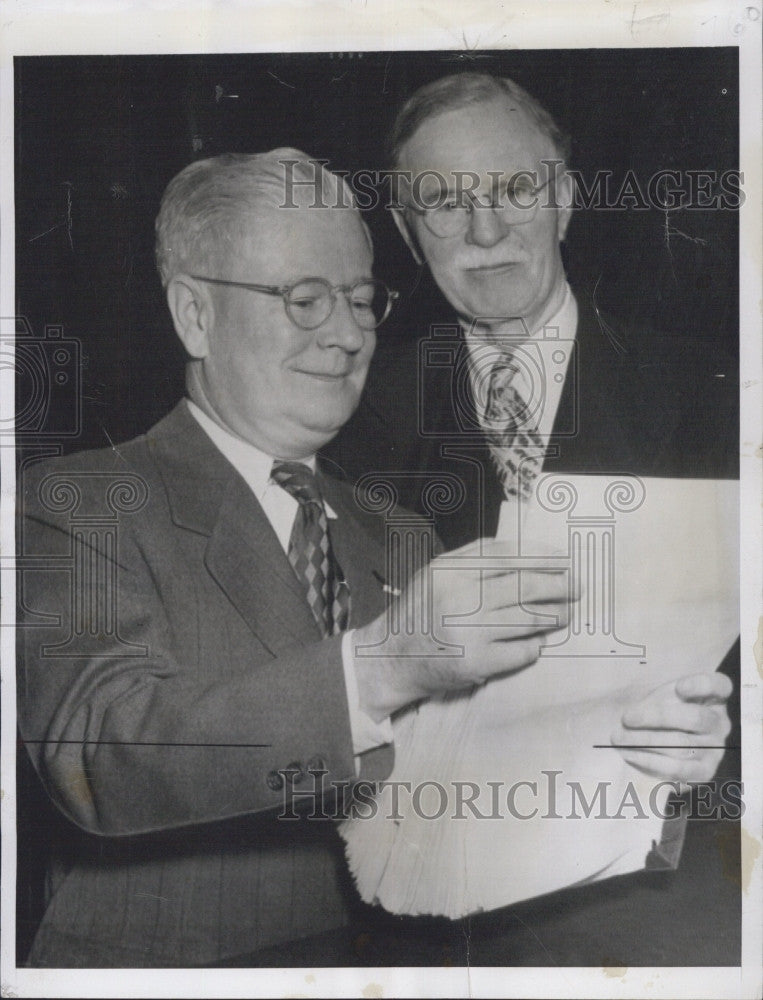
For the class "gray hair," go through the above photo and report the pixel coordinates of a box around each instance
[155,149,371,287]
[388,72,571,169]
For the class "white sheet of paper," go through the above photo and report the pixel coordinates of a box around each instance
[340,477,739,917]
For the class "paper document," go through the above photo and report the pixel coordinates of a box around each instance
[340,476,739,918]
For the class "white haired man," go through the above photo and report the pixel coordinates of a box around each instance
[326,73,739,964]
[17,149,574,966]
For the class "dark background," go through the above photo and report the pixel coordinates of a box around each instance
[14,48,741,965]
[15,48,739,455]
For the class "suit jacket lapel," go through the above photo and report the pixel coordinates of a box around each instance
[436,341,507,539]
[549,291,642,475]
[149,402,321,655]
[319,472,389,629]
[549,290,690,476]
[428,291,662,477]
[204,476,322,654]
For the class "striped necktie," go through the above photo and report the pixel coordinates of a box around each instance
[271,461,350,635]
[483,355,546,500]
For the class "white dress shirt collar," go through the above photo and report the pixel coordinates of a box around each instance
[186,399,316,500]
[461,281,576,349]
[185,399,336,557]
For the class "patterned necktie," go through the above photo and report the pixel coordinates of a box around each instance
[483,355,546,500]
[271,461,350,636]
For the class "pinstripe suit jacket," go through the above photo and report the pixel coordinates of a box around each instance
[17,401,398,967]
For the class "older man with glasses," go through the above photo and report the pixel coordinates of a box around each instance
[17,149,575,967]
[326,72,740,966]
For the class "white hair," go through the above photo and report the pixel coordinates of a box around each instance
[155,149,371,287]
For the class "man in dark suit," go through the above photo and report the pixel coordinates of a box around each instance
[326,72,740,964]
[332,71,738,539]
[16,149,574,967]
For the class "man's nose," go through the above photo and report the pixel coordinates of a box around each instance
[464,202,511,249]
[315,293,367,352]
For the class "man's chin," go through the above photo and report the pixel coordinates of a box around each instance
[300,399,362,449]
[458,268,535,313]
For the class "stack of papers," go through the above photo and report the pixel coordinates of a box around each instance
[340,476,739,917]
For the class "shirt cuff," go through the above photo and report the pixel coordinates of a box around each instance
[341,629,393,761]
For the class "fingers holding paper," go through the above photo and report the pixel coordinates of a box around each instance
[611,672,733,783]
[354,538,579,721]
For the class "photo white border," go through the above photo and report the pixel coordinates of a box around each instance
[1,2,760,997]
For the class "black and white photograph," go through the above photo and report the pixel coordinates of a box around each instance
[1,2,761,997]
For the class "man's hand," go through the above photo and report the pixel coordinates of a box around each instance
[611,672,733,784]
[354,538,577,721]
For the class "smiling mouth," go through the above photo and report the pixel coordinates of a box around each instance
[297,371,351,382]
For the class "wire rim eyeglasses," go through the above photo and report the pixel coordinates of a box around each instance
[404,174,556,238]
[189,275,399,331]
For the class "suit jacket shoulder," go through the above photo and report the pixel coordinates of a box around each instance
[17,402,395,838]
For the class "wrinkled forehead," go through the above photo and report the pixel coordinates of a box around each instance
[396,98,557,196]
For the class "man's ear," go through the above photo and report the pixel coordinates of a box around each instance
[391,208,424,266]
[166,275,212,359]
[555,170,575,243]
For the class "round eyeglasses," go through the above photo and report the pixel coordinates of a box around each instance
[405,174,555,239]
[190,275,399,331]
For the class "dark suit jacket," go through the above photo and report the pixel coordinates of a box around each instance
[327,289,739,550]
[17,401,402,967]
[323,288,742,966]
